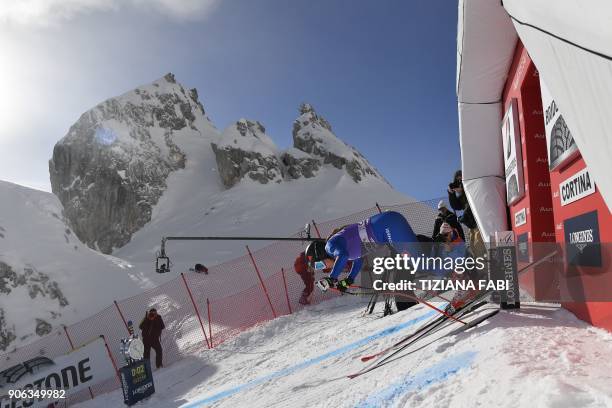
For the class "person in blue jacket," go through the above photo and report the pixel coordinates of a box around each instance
[306,211,421,292]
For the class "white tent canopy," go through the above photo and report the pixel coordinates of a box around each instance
[457,0,612,242]
[457,0,517,241]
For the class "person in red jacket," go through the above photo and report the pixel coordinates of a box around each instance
[294,250,352,305]
[294,252,315,305]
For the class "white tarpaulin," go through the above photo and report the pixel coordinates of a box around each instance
[457,0,517,240]
[502,0,612,212]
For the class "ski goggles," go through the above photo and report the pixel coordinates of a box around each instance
[313,260,327,271]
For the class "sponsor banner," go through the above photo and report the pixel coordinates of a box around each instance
[0,337,116,407]
[501,99,526,205]
[120,359,155,406]
[564,210,602,267]
[540,78,579,170]
[514,208,527,227]
[559,168,596,206]
[492,231,520,307]
[517,233,529,263]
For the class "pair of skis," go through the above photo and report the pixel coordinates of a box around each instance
[347,292,498,379]
[340,252,558,378]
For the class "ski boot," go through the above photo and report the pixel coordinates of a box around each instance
[299,291,312,305]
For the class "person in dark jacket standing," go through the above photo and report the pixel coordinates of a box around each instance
[432,200,465,241]
[139,308,165,369]
[447,170,485,257]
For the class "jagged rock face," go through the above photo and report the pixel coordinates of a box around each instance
[280,148,320,179]
[49,73,208,253]
[0,261,68,350]
[0,309,16,353]
[212,119,284,188]
[291,103,386,183]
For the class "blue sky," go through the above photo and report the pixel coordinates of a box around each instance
[0,0,460,200]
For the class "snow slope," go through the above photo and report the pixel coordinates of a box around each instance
[0,181,146,349]
[75,298,612,408]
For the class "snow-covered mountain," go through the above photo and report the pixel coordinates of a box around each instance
[0,181,144,351]
[49,73,215,254]
[49,74,400,257]
[48,73,411,270]
[2,73,412,350]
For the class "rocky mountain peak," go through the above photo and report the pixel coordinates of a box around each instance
[290,103,386,184]
[236,118,266,136]
[212,119,283,188]
[49,73,212,254]
[295,102,332,135]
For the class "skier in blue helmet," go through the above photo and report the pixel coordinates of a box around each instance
[306,211,421,293]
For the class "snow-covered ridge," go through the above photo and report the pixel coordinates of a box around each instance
[292,103,388,184]
[212,103,389,189]
[0,181,143,351]
[217,119,277,155]
[212,119,284,187]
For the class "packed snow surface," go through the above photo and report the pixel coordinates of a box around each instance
[75,298,612,408]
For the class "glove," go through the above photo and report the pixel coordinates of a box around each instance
[336,278,354,292]
[316,277,337,292]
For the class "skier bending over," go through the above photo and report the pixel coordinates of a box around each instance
[306,211,421,293]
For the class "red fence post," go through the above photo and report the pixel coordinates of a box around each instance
[207,298,213,348]
[281,268,293,315]
[181,273,211,349]
[113,300,130,333]
[311,219,322,238]
[100,335,121,385]
[246,245,277,318]
[64,326,95,400]
[375,202,383,214]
